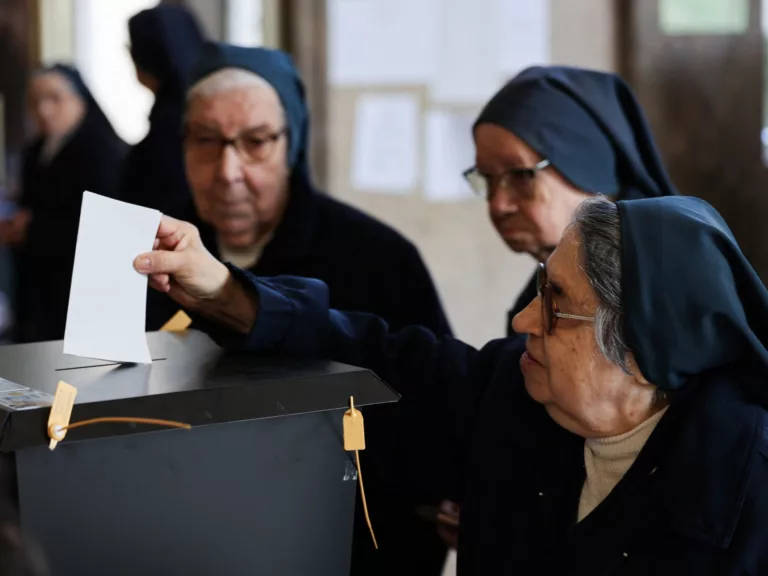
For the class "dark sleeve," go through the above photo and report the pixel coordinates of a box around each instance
[200,266,493,500]
[389,242,453,337]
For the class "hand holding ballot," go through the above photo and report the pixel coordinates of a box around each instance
[134,216,258,334]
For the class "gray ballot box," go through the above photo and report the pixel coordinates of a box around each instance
[0,330,398,576]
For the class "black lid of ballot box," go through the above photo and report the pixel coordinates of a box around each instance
[0,332,399,576]
[0,330,399,451]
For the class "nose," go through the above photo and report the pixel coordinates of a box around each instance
[488,186,519,218]
[217,144,245,185]
[511,294,543,336]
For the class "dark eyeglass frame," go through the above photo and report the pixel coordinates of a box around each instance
[536,262,594,334]
[463,159,551,199]
[184,127,287,164]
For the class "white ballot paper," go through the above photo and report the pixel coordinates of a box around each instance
[64,192,161,364]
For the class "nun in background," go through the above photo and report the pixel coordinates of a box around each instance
[147,41,453,576]
[135,195,768,574]
[1,65,126,343]
[463,66,678,336]
[121,3,205,221]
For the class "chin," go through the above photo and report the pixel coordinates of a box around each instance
[523,374,551,405]
[502,235,538,255]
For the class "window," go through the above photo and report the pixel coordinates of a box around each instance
[74,0,157,144]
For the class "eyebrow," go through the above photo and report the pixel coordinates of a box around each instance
[476,159,532,175]
[543,262,567,298]
[187,122,275,133]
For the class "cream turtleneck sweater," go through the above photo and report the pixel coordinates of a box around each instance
[217,231,274,270]
[577,406,669,522]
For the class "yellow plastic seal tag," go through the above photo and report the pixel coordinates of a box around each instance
[47,381,77,451]
[160,310,192,332]
[343,397,377,548]
[343,397,365,451]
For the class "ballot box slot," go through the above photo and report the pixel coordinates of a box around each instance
[54,358,167,371]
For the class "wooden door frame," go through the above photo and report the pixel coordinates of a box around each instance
[280,0,328,190]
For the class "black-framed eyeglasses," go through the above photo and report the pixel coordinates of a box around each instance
[536,262,594,334]
[185,127,286,164]
[463,159,550,200]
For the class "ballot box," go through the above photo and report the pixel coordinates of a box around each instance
[0,330,398,576]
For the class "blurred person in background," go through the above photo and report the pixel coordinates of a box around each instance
[0,65,126,343]
[147,41,452,576]
[121,3,205,222]
[463,66,678,337]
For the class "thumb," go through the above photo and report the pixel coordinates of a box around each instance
[134,250,188,275]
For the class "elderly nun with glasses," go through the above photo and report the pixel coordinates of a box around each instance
[136,192,768,574]
[463,66,678,335]
[144,41,452,576]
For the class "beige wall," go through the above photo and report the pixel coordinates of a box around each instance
[327,0,616,347]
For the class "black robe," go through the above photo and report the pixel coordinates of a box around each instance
[506,274,537,335]
[122,4,204,221]
[14,116,126,343]
[148,176,453,576]
[119,95,196,222]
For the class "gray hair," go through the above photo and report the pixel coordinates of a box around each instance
[186,67,274,102]
[572,197,631,373]
[185,68,285,128]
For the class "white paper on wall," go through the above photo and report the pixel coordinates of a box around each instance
[495,0,551,79]
[423,109,477,202]
[328,0,439,86]
[351,93,420,193]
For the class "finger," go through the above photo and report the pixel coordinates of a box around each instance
[134,250,187,275]
[155,215,184,238]
[167,280,199,310]
[152,273,170,286]
[155,215,198,249]
[148,276,170,293]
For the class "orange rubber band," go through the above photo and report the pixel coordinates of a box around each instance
[61,417,191,431]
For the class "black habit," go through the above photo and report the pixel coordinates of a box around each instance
[197,195,768,575]
[148,42,453,576]
[120,4,204,222]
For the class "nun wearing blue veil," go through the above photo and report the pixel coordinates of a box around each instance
[137,191,768,573]
[143,41,453,576]
[120,4,204,221]
[464,66,678,336]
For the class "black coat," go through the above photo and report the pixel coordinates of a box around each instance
[14,117,126,343]
[147,180,452,338]
[202,272,768,576]
[119,96,196,222]
[506,273,537,335]
[149,180,453,576]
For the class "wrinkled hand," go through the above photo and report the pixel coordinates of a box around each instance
[134,216,258,334]
[134,215,230,309]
